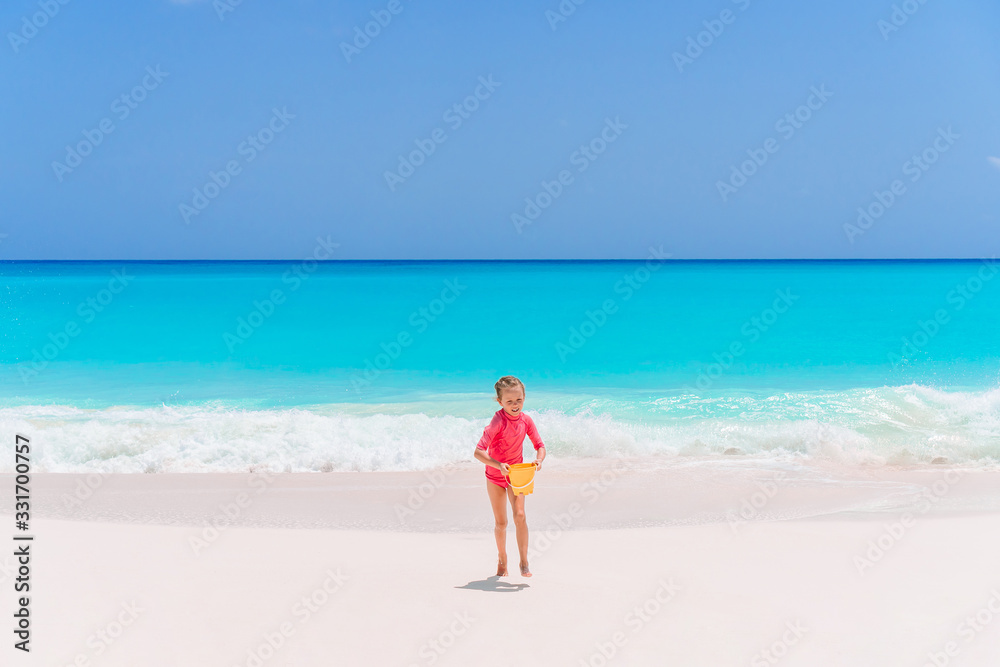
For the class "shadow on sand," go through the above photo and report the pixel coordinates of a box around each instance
[455,575,530,592]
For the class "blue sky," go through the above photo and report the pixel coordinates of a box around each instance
[1,0,998,259]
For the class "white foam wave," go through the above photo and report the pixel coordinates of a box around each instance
[2,385,999,472]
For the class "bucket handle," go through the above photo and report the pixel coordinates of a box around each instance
[505,461,539,490]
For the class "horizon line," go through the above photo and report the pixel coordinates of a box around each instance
[0,257,996,263]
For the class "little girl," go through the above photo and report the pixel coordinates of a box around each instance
[473,375,546,577]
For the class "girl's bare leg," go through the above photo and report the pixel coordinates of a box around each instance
[487,480,509,575]
[507,486,531,577]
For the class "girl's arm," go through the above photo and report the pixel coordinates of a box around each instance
[525,415,546,470]
[474,414,507,472]
[473,447,509,474]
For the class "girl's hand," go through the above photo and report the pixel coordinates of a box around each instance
[499,462,510,476]
[535,447,545,471]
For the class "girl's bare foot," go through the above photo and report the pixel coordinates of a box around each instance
[520,561,532,577]
[497,558,508,576]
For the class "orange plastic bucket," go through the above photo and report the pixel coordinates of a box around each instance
[506,462,538,496]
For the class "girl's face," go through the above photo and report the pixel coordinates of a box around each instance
[497,387,524,418]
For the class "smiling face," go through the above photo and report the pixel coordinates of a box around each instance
[496,386,525,418]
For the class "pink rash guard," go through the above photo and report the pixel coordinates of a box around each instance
[476,409,545,489]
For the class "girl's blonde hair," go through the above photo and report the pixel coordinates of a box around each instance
[494,375,525,398]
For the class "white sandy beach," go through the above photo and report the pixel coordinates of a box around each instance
[3,460,1000,666]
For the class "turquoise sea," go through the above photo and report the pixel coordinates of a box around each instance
[3,259,1000,472]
